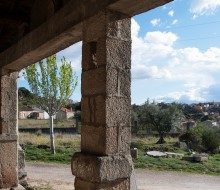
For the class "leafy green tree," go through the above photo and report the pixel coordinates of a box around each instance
[140,102,183,144]
[24,55,78,154]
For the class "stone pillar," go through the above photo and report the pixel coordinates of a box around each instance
[0,72,18,189]
[72,10,133,189]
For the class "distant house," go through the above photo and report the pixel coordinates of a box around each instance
[56,108,74,120]
[181,120,197,131]
[202,120,218,127]
[19,106,49,119]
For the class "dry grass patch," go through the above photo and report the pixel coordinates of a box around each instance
[19,133,81,147]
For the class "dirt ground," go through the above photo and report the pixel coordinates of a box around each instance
[26,162,220,190]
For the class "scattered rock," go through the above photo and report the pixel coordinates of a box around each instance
[193,153,209,162]
[146,151,167,158]
[178,142,188,151]
[182,153,209,162]
[131,148,138,159]
[18,145,27,188]
[182,156,194,161]
[165,152,184,158]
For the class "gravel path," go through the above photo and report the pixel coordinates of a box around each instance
[26,162,220,190]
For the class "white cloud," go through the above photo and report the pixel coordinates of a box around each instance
[168,10,174,17]
[150,18,161,26]
[156,88,207,103]
[131,19,220,103]
[190,0,220,16]
[172,19,178,25]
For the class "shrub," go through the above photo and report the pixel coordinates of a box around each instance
[179,125,220,153]
[202,128,220,153]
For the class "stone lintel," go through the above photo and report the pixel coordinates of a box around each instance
[71,152,132,183]
[0,0,172,71]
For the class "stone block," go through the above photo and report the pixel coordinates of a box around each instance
[0,72,18,89]
[0,141,18,189]
[131,148,138,159]
[75,177,129,190]
[106,38,131,70]
[106,11,131,40]
[106,67,130,97]
[182,156,194,161]
[82,67,106,96]
[1,120,17,134]
[106,97,131,127]
[83,11,106,42]
[82,39,106,71]
[81,125,130,155]
[18,145,27,181]
[193,153,209,162]
[83,10,130,43]
[0,134,17,142]
[81,125,110,155]
[72,153,132,183]
[81,95,106,125]
[81,96,90,124]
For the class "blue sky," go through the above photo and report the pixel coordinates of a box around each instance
[19,0,220,105]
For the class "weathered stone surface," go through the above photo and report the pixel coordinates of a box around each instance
[106,38,131,70]
[146,151,167,158]
[165,152,184,158]
[81,125,130,155]
[0,72,18,189]
[75,178,130,190]
[131,148,138,159]
[81,95,106,126]
[82,68,106,96]
[193,153,209,162]
[83,10,131,43]
[130,166,137,190]
[182,156,194,162]
[106,97,131,127]
[72,153,132,183]
[79,9,133,190]
[0,134,17,142]
[106,68,130,97]
[18,145,27,186]
[0,142,17,189]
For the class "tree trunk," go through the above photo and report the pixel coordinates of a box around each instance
[49,115,56,154]
[156,134,166,144]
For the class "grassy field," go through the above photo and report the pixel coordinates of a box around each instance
[19,133,220,175]
[19,119,76,128]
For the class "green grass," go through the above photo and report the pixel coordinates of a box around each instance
[19,119,77,128]
[132,137,220,176]
[24,145,76,165]
[29,184,53,190]
[20,134,220,175]
[19,133,81,147]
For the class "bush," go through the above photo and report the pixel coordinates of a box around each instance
[179,125,220,153]
[202,128,220,153]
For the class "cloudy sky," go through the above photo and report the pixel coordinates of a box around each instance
[19,0,220,105]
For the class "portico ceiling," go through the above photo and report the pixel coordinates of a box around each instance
[0,0,172,73]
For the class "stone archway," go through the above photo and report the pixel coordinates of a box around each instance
[0,1,172,189]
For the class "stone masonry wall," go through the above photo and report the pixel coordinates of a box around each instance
[0,72,18,189]
[72,10,133,189]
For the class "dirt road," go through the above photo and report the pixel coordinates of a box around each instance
[26,163,220,190]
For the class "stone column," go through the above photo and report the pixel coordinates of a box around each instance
[0,72,18,189]
[72,10,133,189]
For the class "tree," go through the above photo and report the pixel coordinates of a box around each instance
[140,102,183,144]
[24,55,78,154]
